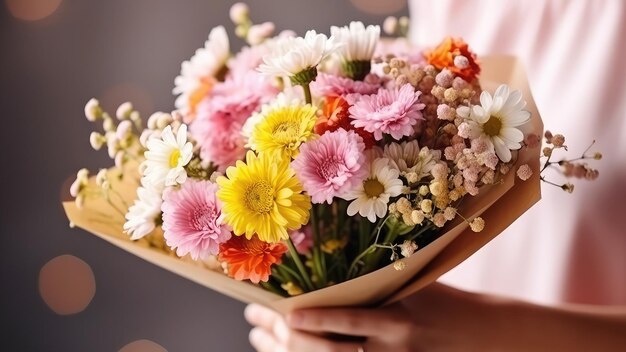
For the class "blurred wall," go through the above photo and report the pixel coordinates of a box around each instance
[0,0,408,351]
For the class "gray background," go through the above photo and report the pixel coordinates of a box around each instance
[0,0,408,351]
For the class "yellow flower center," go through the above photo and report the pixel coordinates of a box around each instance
[272,121,300,141]
[244,181,275,214]
[169,149,181,168]
[483,115,502,137]
[364,178,385,198]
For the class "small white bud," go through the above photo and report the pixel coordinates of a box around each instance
[454,55,469,69]
[70,168,89,197]
[383,16,398,35]
[156,113,173,130]
[139,130,153,148]
[95,169,108,186]
[114,151,126,169]
[147,112,162,130]
[116,120,133,141]
[393,260,406,271]
[89,132,104,150]
[398,16,410,30]
[247,22,275,45]
[84,98,102,121]
[106,132,119,158]
[103,117,115,132]
[115,102,133,120]
[400,240,418,258]
[229,2,249,25]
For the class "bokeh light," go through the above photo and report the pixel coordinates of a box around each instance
[38,254,96,315]
[349,0,406,15]
[119,339,167,352]
[5,0,63,21]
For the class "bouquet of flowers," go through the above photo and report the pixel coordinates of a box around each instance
[64,4,600,312]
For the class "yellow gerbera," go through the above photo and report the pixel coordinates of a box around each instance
[216,151,311,243]
[250,104,318,159]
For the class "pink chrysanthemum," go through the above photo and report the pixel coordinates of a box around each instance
[191,72,278,170]
[311,72,380,98]
[161,180,232,260]
[227,45,269,80]
[349,84,425,141]
[193,113,247,170]
[291,128,367,204]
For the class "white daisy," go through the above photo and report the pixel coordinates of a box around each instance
[457,84,531,162]
[143,124,193,188]
[343,158,403,223]
[173,26,230,117]
[330,21,380,62]
[123,179,163,240]
[258,30,341,82]
[383,140,440,182]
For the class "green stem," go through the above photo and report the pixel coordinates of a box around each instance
[260,281,285,296]
[310,207,326,287]
[407,223,436,241]
[358,220,370,254]
[358,225,400,276]
[106,198,127,218]
[286,237,315,291]
[276,265,305,289]
[303,83,312,105]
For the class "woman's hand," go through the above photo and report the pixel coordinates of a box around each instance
[244,282,489,352]
[245,301,416,352]
[245,282,626,352]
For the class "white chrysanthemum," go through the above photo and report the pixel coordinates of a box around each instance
[258,30,341,78]
[343,158,403,223]
[331,21,380,62]
[173,26,230,116]
[383,141,440,182]
[457,84,530,162]
[242,92,303,149]
[123,179,163,240]
[143,124,193,188]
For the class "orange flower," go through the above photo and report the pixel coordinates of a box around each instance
[187,76,216,118]
[218,234,287,283]
[315,96,376,148]
[425,37,481,82]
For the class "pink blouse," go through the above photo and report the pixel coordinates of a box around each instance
[409,0,626,305]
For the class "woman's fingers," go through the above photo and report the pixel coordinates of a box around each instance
[249,327,279,352]
[246,304,367,352]
[249,322,364,352]
[245,304,282,331]
[286,307,406,337]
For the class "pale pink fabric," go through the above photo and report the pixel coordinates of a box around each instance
[409,0,626,305]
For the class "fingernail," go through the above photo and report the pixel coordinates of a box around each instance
[286,311,303,328]
[249,327,263,345]
[244,304,260,322]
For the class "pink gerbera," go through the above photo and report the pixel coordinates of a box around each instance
[161,180,231,260]
[291,128,367,204]
[310,72,380,97]
[349,83,425,141]
[191,72,278,170]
